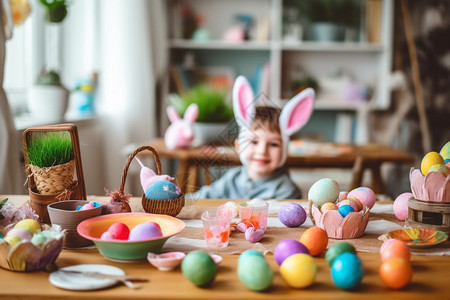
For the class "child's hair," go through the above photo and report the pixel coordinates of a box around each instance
[251,106,281,133]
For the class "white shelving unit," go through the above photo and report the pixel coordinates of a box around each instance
[165,0,393,144]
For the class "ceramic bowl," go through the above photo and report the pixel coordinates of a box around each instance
[147,252,186,271]
[77,213,185,261]
[386,227,448,248]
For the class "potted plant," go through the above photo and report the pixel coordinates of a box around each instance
[27,0,70,122]
[169,85,234,145]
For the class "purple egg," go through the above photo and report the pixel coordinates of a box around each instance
[129,222,163,241]
[274,239,310,265]
[278,203,307,227]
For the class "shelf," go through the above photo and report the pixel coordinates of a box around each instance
[169,39,271,51]
[281,42,384,52]
[280,99,369,111]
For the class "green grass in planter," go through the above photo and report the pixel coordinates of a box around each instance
[27,132,74,168]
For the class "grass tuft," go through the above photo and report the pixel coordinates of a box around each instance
[27,132,74,168]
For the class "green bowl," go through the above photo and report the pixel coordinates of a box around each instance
[77,213,185,261]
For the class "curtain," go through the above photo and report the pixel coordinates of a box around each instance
[97,0,167,195]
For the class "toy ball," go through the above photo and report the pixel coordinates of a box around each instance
[380,239,410,262]
[145,180,181,200]
[308,178,340,206]
[421,152,445,176]
[337,199,359,212]
[274,239,310,265]
[238,255,273,291]
[331,252,364,290]
[379,257,413,289]
[325,242,356,266]
[278,203,306,227]
[320,202,338,214]
[129,222,162,241]
[440,141,450,164]
[347,187,376,209]
[6,228,33,241]
[182,251,217,286]
[338,204,354,218]
[393,192,413,221]
[105,222,130,240]
[280,253,317,288]
[300,227,328,256]
[14,219,41,234]
[238,250,264,264]
[428,164,449,177]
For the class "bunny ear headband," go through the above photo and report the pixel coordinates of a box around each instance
[232,75,315,166]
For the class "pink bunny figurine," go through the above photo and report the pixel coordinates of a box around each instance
[164,103,199,150]
[135,157,175,192]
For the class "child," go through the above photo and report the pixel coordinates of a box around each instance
[187,76,314,200]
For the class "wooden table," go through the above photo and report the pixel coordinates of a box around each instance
[136,138,415,194]
[1,196,449,299]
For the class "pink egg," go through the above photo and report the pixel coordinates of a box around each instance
[80,203,95,211]
[100,231,115,240]
[380,238,398,254]
[339,191,348,201]
[129,222,163,241]
[107,222,130,240]
[393,192,413,221]
[6,228,33,240]
[348,187,376,209]
[337,199,360,212]
[320,202,338,213]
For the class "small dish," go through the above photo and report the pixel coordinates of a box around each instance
[386,227,448,248]
[147,252,186,271]
[49,264,125,290]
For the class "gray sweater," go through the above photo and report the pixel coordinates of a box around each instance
[186,166,302,200]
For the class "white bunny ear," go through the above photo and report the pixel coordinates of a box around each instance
[167,106,181,123]
[183,103,199,122]
[233,76,255,126]
[279,88,315,136]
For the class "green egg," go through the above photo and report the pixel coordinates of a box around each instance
[181,251,217,287]
[238,255,273,291]
[325,242,356,266]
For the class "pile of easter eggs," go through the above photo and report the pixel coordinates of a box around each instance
[326,242,364,290]
[309,178,376,217]
[100,221,162,241]
[379,239,412,289]
[2,218,62,247]
[420,141,450,176]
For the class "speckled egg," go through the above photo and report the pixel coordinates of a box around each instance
[393,192,413,221]
[238,255,273,291]
[421,152,445,176]
[278,203,307,227]
[308,178,340,206]
[338,204,354,218]
[280,253,317,288]
[320,202,338,213]
[331,252,364,290]
[129,222,162,241]
[347,187,376,209]
[274,239,310,266]
[145,180,182,200]
[182,251,217,286]
[439,141,450,164]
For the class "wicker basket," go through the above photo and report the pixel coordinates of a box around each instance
[120,146,184,217]
[28,160,75,195]
[308,200,370,239]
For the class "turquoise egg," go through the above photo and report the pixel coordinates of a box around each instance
[238,255,273,291]
[440,141,450,164]
[331,252,364,290]
[145,180,181,200]
[338,204,354,218]
[238,250,264,264]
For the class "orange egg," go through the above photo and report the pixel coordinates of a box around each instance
[379,257,412,289]
[299,227,328,256]
[380,239,410,262]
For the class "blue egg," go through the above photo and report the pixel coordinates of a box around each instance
[145,180,181,200]
[338,204,354,218]
[238,250,264,264]
[331,252,364,290]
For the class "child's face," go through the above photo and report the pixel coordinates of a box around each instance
[242,127,283,180]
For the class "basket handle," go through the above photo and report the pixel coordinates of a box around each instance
[308,199,316,226]
[120,145,162,194]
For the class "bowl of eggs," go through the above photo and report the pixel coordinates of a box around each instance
[0,219,65,272]
[77,212,185,261]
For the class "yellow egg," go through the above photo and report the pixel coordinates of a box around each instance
[428,164,449,177]
[421,152,445,175]
[280,253,317,288]
[14,219,41,234]
[3,235,22,246]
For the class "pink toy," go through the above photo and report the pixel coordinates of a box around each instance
[347,187,376,209]
[135,157,175,192]
[393,192,413,221]
[164,103,199,150]
[232,76,314,166]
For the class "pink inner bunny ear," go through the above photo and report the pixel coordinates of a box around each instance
[167,106,181,123]
[280,88,315,136]
[233,76,255,125]
[184,103,199,122]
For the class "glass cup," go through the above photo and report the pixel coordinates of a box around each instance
[201,210,232,249]
[238,201,269,232]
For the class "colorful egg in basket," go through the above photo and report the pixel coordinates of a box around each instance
[77,213,185,261]
[308,200,370,239]
[0,224,65,272]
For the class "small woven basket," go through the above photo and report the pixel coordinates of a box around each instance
[121,146,184,217]
[28,160,75,195]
